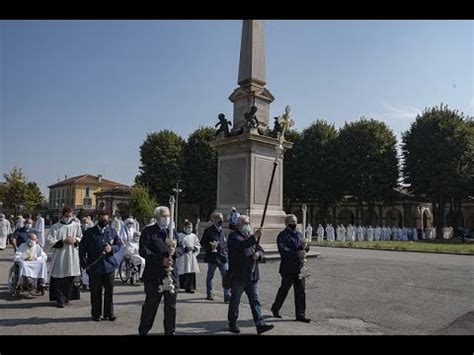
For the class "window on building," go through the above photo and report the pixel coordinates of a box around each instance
[85,187,90,197]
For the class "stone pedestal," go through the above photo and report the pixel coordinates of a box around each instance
[210,132,292,244]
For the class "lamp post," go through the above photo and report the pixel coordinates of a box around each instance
[172,182,182,229]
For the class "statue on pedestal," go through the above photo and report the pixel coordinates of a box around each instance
[215,113,232,138]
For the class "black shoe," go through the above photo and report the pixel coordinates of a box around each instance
[256,324,274,335]
[271,308,282,318]
[228,324,240,334]
[296,316,311,323]
[92,317,101,322]
[102,316,116,321]
[37,285,45,296]
[224,297,231,304]
[56,302,65,308]
[165,332,175,336]
[206,294,214,301]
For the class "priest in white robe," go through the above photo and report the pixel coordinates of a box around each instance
[326,224,335,242]
[305,224,313,242]
[0,214,12,250]
[317,224,325,243]
[14,233,47,293]
[177,220,200,293]
[367,226,374,241]
[336,225,345,241]
[346,224,354,242]
[34,214,45,247]
[356,225,364,241]
[47,207,83,307]
[111,215,123,235]
[374,226,381,241]
[401,227,408,241]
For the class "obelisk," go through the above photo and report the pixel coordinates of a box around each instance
[210,20,292,243]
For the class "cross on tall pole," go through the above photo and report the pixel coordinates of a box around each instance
[172,182,183,229]
[258,105,294,244]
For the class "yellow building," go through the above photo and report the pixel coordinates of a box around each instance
[48,174,129,213]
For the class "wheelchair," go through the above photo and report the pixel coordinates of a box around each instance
[8,262,44,298]
[118,255,141,285]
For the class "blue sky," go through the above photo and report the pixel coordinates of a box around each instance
[1,20,473,196]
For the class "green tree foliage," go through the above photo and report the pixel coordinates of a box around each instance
[128,184,157,227]
[337,118,399,208]
[283,129,303,207]
[182,126,217,220]
[0,167,46,214]
[136,130,185,206]
[402,104,473,235]
[299,120,341,221]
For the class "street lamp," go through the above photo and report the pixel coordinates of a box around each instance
[172,182,183,229]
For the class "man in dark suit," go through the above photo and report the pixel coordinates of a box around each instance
[137,206,183,336]
[227,215,273,335]
[200,212,231,302]
[271,214,311,323]
[79,210,121,322]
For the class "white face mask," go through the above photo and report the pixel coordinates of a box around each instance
[185,227,193,235]
[240,224,252,235]
[62,217,72,224]
[27,240,36,247]
[25,224,32,230]
[159,217,170,228]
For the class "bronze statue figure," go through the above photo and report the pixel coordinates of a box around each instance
[215,113,232,137]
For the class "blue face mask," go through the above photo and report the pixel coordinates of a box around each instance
[240,224,252,235]
[159,217,170,228]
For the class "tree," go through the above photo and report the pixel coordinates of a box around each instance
[402,104,473,237]
[336,118,399,218]
[182,126,217,220]
[283,129,303,209]
[135,130,185,206]
[1,167,46,214]
[128,184,157,227]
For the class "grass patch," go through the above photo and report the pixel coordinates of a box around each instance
[310,239,474,255]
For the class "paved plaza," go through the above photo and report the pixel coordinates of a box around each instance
[0,245,472,335]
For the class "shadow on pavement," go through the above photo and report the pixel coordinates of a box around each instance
[176,319,257,335]
[0,316,92,326]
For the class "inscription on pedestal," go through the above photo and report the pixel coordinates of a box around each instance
[254,157,280,205]
[219,157,247,205]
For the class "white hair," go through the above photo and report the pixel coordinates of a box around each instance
[284,214,297,225]
[235,215,250,228]
[210,212,223,222]
[154,206,170,217]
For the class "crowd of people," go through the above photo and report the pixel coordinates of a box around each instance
[304,223,470,243]
[0,206,314,335]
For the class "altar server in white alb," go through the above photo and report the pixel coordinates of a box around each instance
[0,214,12,250]
[177,220,200,293]
[47,206,83,308]
[34,214,45,247]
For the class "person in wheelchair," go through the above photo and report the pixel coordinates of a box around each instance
[122,230,144,284]
[13,233,48,295]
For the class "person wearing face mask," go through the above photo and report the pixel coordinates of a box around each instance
[270,214,311,323]
[226,215,273,335]
[120,217,138,245]
[177,220,200,293]
[15,215,25,230]
[34,214,45,247]
[13,233,48,294]
[47,206,83,308]
[138,206,184,336]
[200,212,231,302]
[12,218,38,252]
[0,214,13,251]
[79,210,121,321]
[124,228,144,283]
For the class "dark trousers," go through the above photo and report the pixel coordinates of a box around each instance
[55,276,74,304]
[228,280,264,327]
[138,279,177,335]
[89,271,115,318]
[271,273,306,318]
[179,273,196,292]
